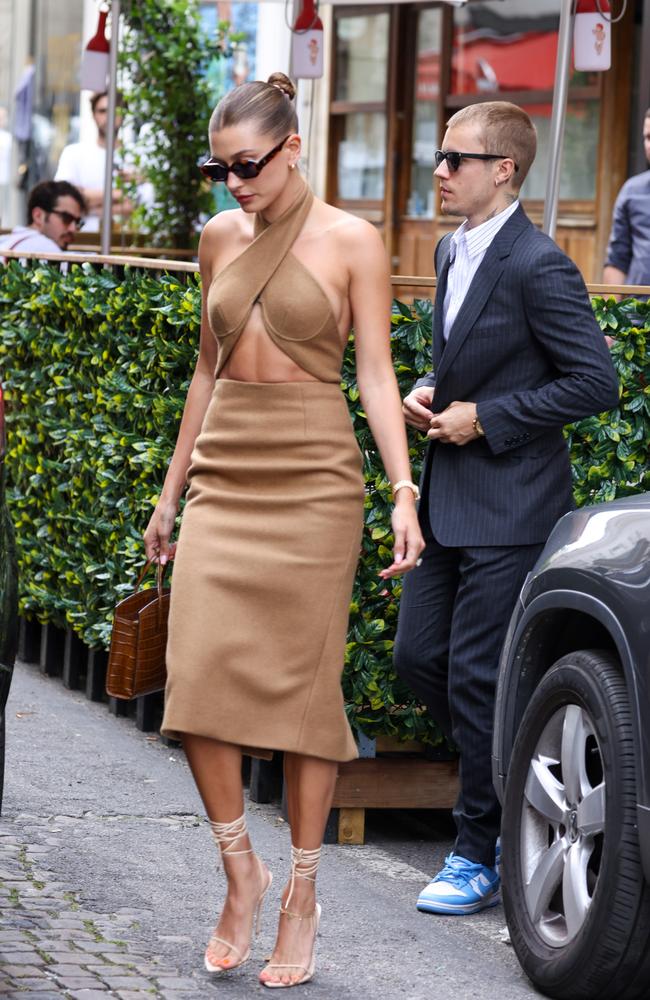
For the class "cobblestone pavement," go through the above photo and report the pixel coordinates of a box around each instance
[1,661,538,1000]
[0,818,204,999]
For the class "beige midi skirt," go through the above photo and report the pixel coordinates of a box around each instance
[161,379,364,762]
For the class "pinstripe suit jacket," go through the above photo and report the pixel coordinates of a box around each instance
[415,205,619,546]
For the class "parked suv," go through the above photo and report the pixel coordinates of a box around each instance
[493,493,650,1000]
[0,381,18,813]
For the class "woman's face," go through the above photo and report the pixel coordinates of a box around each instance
[209,123,300,213]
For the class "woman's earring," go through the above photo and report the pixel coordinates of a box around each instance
[290,163,296,171]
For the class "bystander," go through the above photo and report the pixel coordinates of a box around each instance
[54,91,132,234]
[0,179,86,256]
[603,108,650,289]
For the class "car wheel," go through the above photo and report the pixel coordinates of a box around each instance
[502,649,650,1000]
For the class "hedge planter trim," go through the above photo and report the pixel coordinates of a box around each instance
[1,259,648,744]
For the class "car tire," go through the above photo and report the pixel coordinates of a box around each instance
[502,649,650,1000]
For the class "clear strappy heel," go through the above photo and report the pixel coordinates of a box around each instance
[261,845,322,989]
[204,813,273,974]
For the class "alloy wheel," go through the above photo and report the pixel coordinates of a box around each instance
[520,703,605,948]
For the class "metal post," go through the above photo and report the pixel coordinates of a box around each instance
[100,0,120,255]
[542,0,576,239]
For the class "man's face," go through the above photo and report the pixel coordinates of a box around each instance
[33,195,84,250]
[92,98,121,140]
[93,98,109,140]
[434,124,503,221]
[644,115,650,167]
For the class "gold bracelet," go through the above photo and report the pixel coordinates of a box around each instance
[473,415,485,437]
[392,480,420,501]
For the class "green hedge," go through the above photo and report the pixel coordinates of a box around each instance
[0,260,648,745]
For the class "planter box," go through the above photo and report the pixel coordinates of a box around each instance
[331,747,458,845]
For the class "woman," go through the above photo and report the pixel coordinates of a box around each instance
[144,72,424,989]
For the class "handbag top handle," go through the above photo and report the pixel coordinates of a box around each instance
[133,559,169,598]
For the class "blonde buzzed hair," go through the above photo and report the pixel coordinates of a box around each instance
[447,102,537,190]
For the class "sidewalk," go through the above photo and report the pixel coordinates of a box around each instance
[1,661,537,999]
[0,826,201,998]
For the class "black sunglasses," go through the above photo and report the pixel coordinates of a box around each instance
[49,208,85,230]
[200,135,292,183]
[434,150,519,173]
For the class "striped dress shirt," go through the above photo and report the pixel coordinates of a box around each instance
[443,199,520,341]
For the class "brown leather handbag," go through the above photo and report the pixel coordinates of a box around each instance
[106,560,170,699]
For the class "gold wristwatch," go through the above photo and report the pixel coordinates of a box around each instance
[473,415,485,437]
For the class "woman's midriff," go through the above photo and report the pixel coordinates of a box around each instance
[218,305,322,384]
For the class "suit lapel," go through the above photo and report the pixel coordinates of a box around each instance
[433,256,450,368]
[434,205,532,387]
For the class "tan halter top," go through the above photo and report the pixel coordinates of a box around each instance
[207,179,344,383]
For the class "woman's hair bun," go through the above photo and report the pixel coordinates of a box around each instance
[267,72,296,101]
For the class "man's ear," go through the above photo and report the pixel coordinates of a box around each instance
[496,157,517,189]
[31,206,45,230]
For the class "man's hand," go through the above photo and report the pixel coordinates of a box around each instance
[403,385,434,431]
[427,401,480,446]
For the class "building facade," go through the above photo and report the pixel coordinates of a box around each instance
[1,0,648,284]
[324,0,650,282]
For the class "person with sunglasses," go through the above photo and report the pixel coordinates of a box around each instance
[143,71,424,988]
[394,101,619,917]
[0,179,86,258]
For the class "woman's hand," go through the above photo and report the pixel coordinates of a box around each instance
[144,497,179,565]
[379,497,425,579]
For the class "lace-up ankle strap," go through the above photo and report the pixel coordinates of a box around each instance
[208,813,252,859]
[283,845,322,914]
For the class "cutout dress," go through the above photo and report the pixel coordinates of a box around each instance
[161,179,364,761]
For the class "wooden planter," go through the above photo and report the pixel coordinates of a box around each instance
[331,736,458,844]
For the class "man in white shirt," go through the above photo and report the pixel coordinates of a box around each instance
[55,91,131,233]
[0,179,86,255]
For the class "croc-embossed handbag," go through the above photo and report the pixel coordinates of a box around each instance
[106,560,170,699]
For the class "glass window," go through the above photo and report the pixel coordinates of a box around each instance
[31,0,84,180]
[447,0,600,204]
[335,14,389,103]
[0,1,14,226]
[451,0,597,95]
[408,7,441,217]
[520,99,600,201]
[337,112,386,200]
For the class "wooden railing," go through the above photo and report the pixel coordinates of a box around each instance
[3,249,650,298]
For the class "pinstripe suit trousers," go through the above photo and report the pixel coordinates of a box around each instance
[394,505,543,867]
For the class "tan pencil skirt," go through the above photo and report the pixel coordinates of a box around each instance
[161,378,364,762]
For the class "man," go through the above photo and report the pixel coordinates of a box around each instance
[0,179,86,255]
[55,91,131,233]
[394,101,619,916]
[603,108,650,288]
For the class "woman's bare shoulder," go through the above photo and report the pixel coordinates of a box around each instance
[316,201,385,254]
[312,205,387,283]
[201,208,248,244]
[199,209,252,270]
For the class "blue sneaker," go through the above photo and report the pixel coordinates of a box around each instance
[417,853,501,915]
[495,837,501,878]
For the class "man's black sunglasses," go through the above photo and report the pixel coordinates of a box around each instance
[434,150,519,173]
[200,135,291,183]
[50,208,85,230]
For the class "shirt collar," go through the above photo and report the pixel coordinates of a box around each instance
[451,200,520,260]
